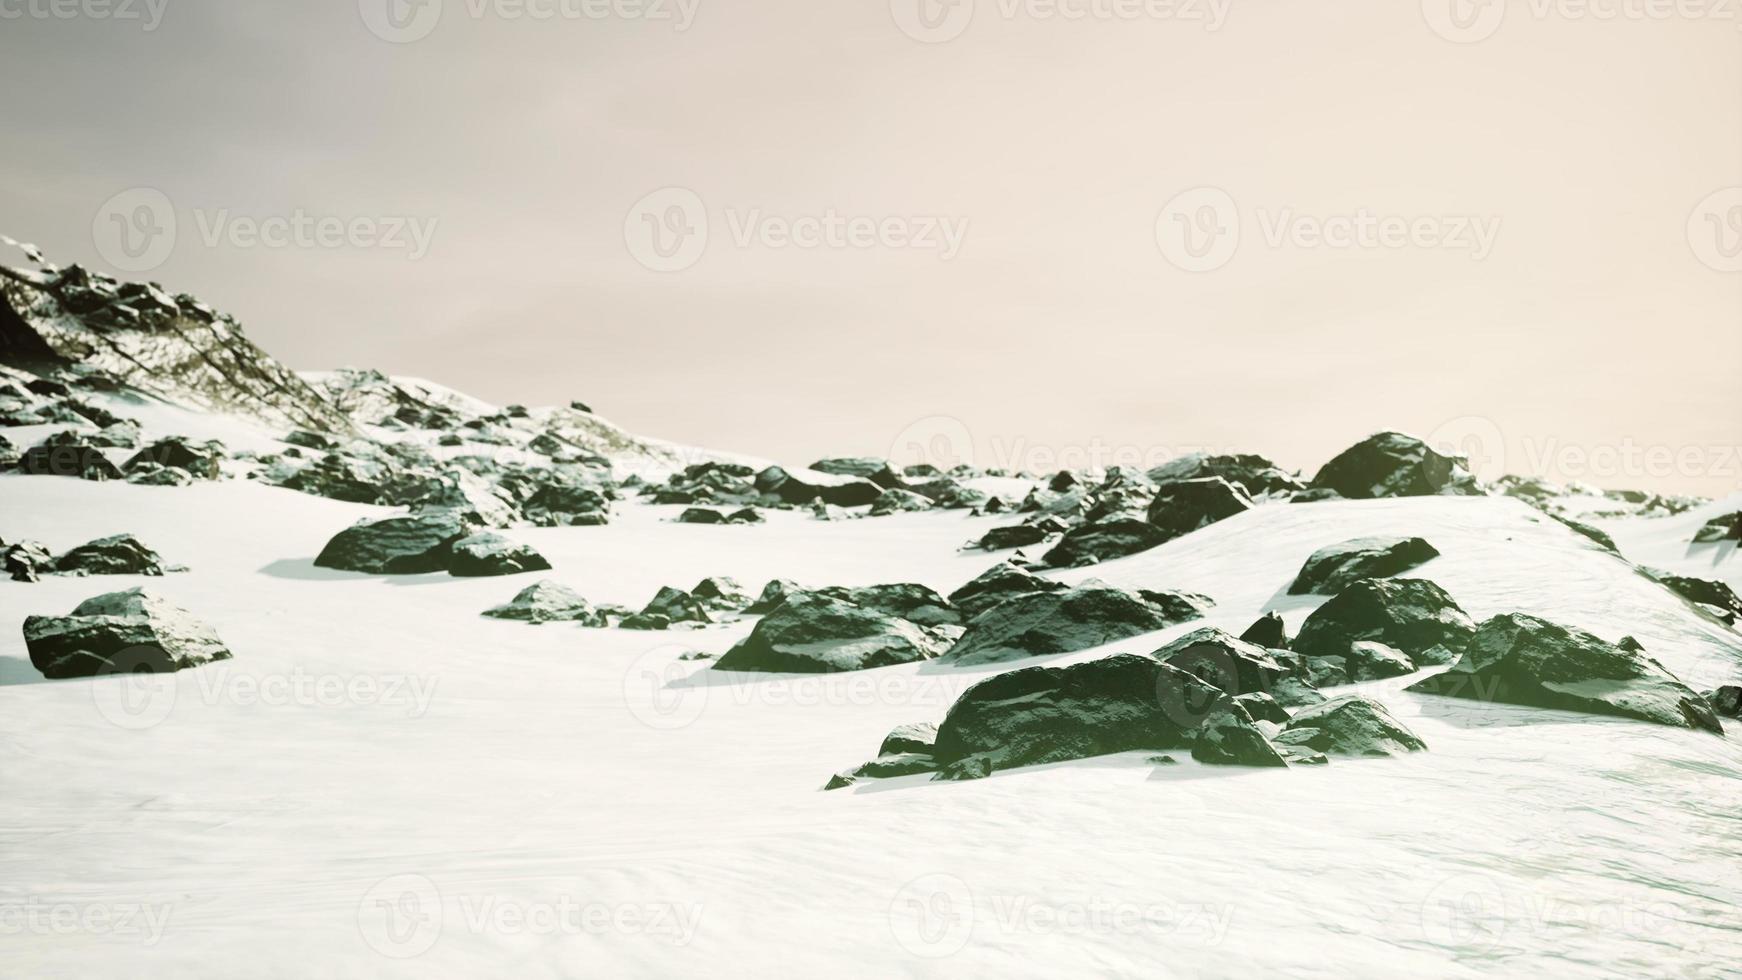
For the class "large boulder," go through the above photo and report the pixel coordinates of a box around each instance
[944,585,1208,666]
[691,576,752,612]
[712,593,948,673]
[754,466,882,508]
[22,587,232,679]
[1293,578,1474,668]
[124,436,225,480]
[313,511,479,574]
[1041,517,1169,568]
[522,482,611,527]
[3,539,52,582]
[482,580,602,625]
[446,533,550,577]
[1407,613,1723,734]
[930,654,1229,773]
[1191,701,1290,767]
[1146,452,1303,497]
[1309,431,1482,498]
[639,585,714,626]
[1151,627,1292,698]
[811,583,959,627]
[1642,569,1742,622]
[53,534,172,576]
[1238,611,1289,649]
[745,578,802,614]
[1288,536,1440,595]
[809,457,902,488]
[1145,477,1252,542]
[1692,512,1741,544]
[1274,695,1427,756]
[975,517,1066,552]
[946,561,1066,620]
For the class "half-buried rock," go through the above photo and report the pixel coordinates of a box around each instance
[1308,431,1483,498]
[1273,695,1427,757]
[53,534,175,576]
[314,510,479,574]
[1151,628,1293,699]
[23,587,233,679]
[1407,613,1723,734]
[446,533,549,577]
[1293,578,1473,669]
[1288,536,1440,595]
[712,592,950,673]
[944,585,1209,666]
[482,580,603,625]
[946,561,1066,620]
[1041,517,1169,568]
[1145,477,1253,543]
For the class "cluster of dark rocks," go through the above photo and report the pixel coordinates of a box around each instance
[313,511,549,577]
[2,532,181,582]
[642,458,997,519]
[1693,512,1741,545]
[22,587,232,679]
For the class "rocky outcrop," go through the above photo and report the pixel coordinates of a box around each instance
[313,511,480,574]
[16,441,121,480]
[1191,701,1289,767]
[482,580,603,624]
[1641,569,1742,623]
[1239,611,1289,649]
[1151,628,1292,699]
[1041,517,1168,568]
[1308,432,1483,498]
[1293,578,1473,668]
[1692,512,1740,544]
[754,466,882,508]
[946,561,1065,620]
[1407,613,1723,733]
[124,437,225,480]
[944,585,1208,666]
[1145,477,1252,542]
[53,534,173,576]
[1147,452,1303,498]
[22,587,232,679]
[712,592,949,673]
[1288,536,1440,595]
[446,533,550,577]
[1274,695,1427,757]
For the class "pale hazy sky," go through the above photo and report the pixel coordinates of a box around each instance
[2,2,1738,494]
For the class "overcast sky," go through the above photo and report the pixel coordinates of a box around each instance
[2,1,1738,494]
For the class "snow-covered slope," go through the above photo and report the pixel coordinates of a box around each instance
[0,476,1736,978]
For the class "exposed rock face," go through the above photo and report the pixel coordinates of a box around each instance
[523,482,611,527]
[691,576,751,612]
[677,507,727,525]
[1151,628,1291,699]
[53,534,171,576]
[946,561,1066,620]
[1293,578,1474,667]
[975,517,1066,552]
[1191,702,1289,767]
[930,654,1228,773]
[712,593,948,673]
[1552,515,1618,554]
[22,587,232,679]
[810,583,960,627]
[1342,640,1416,681]
[1145,477,1252,542]
[313,511,479,574]
[1275,696,1427,757]
[754,466,882,508]
[1641,569,1742,623]
[1041,517,1168,568]
[0,261,352,434]
[4,539,52,582]
[1146,452,1303,498]
[16,441,121,480]
[1407,613,1724,734]
[447,533,550,577]
[745,578,801,614]
[482,580,602,625]
[944,585,1208,666]
[639,586,714,626]
[1692,512,1741,544]
[1706,686,1741,719]
[880,722,938,756]
[869,488,933,516]
[1288,536,1440,595]
[810,457,902,488]
[124,437,225,480]
[1308,431,1483,498]
[1239,611,1289,649]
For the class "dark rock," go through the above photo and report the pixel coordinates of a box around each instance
[810,457,902,488]
[1191,702,1289,767]
[1407,613,1724,734]
[692,576,751,611]
[640,586,714,625]
[1146,452,1303,497]
[1288,536,1441,595]
[1041,517,1169,568]
[1152,628,1291,698]
[4,540,52,582]
[1309,431,1483,499]
[946,561,1066,620]
[523,482,611,527]
[1290,488,1345,503]
[1642,569,1742,622]
[745,578,802,614]
[945,585,1207,666]
[1704,686,1740,719]
[932,756,995,782]
[712,593,949,673]
[314,511,479,574]
[482,580,602,625]
[1233,692,1291,724]
[677,507,726,525]
[53,534,170,576]
[1552,515,1618,554]
[1275,695,1426,756]
[724,507,764,524]
[124,436,225,480]
[931,654,1228,770]
[755,465,882,508]
[1239,611,1289,649]
[125,462,194,486]
[1344,640,1417,681]
[879,722,939,756]
[869,488,933,516]
[975,517,1066,552]
[1270,676,1327,708]
[1145,477,1252,542]
[618,612,672,631]
[1692,512,1740,544]
[16,442,121,480]
[812,583,959,627]
[22,587,233,679]
[1293,578,1475,667]
[445,532,550,577]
